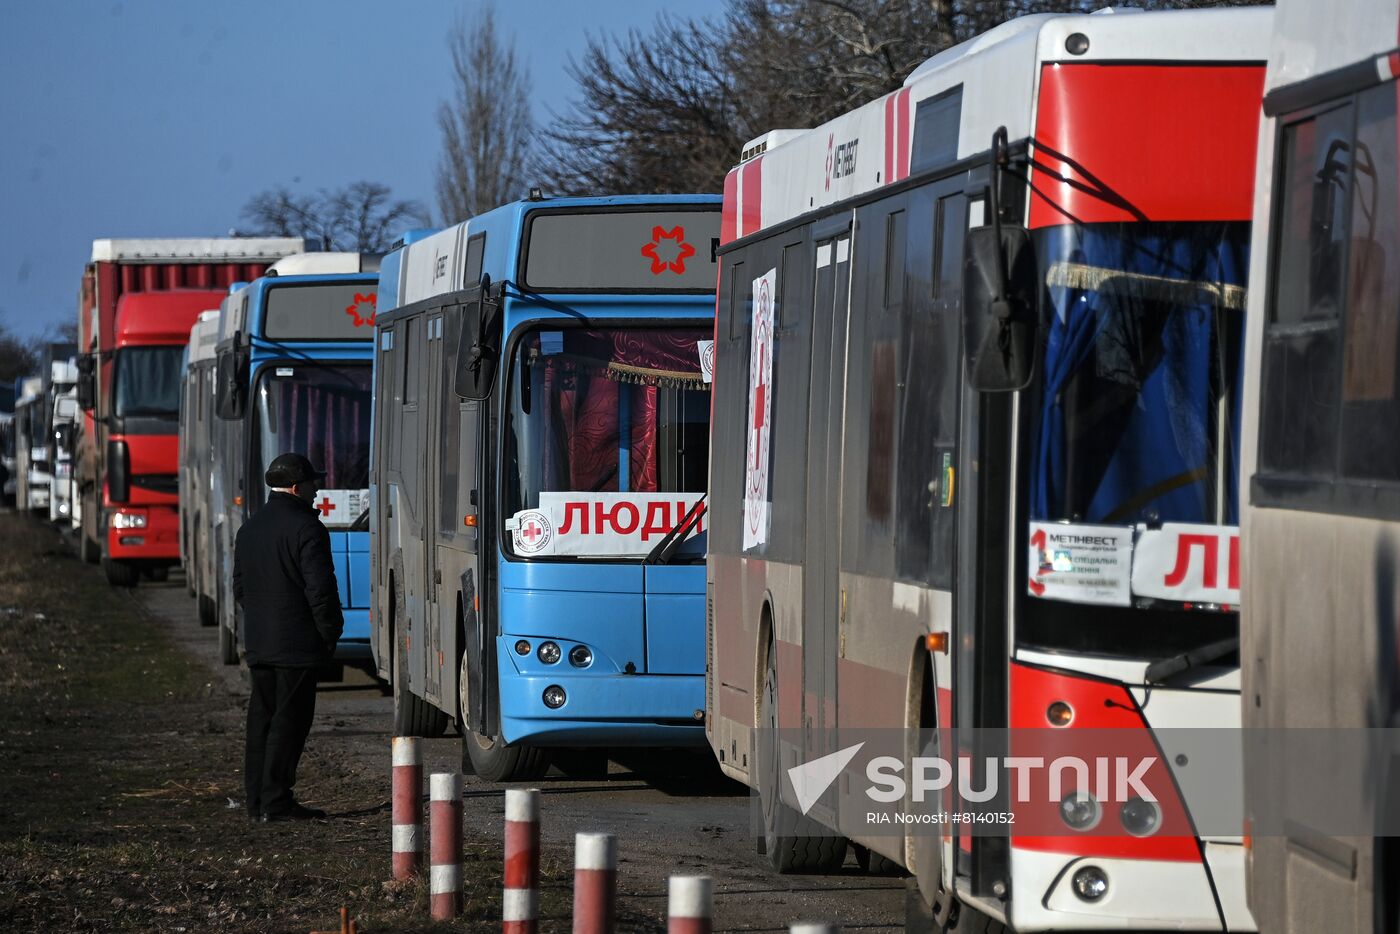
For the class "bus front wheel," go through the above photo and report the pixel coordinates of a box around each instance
[463,731,550,783]
[758,640,848,873]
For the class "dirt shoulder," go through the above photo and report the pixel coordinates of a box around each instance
[0,512,526,933]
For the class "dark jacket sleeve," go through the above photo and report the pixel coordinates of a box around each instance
[298,519,344,652]
[232,528,244,605]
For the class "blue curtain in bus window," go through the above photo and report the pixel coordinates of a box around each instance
[1030,222,1248,526]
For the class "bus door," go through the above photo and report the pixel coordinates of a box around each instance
[951,180,1013,894]
[424,312,446,704]
[804,228,852,798]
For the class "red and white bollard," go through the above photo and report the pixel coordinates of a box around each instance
[504,788,541,934]
[572,832,617,933]
[390,737,422,881]
[667,875,713,934]
[790,925,840,934]
[429,772,463,920]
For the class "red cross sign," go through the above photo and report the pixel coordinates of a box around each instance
[317,497,336,517]
[522,518,544,545]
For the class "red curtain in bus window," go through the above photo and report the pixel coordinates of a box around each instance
[278,370,371,491]
[539,331,705,495]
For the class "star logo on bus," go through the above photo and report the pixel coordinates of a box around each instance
[345,292,377,328]
[641,226,695,275]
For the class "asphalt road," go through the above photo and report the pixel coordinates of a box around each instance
[138,574,908,931]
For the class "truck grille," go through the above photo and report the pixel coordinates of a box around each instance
[131,474,178,496]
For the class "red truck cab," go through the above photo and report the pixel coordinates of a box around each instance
[75,238,305,587]
[103,291,227,578]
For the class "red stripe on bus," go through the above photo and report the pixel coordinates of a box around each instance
[1028,64,1264,228]
[741,157,763,237]
[721,169,739,245]
[897,88,912,181]
[884,92,896,184]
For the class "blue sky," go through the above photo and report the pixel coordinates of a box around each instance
[0,0,727,341]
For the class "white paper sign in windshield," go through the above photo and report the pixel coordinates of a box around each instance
[1131,523,1240,605]
[263,283,378,340]
[697,339,715,384]
[1027,522,1133,606]
[523,210,720,291]
[743,268,777,551]
[312,488,369,528]
[509,492,705,558]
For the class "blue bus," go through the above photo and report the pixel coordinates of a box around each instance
[372,195,719,780]
[204,253,381,668]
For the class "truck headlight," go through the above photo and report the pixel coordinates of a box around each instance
[112,511,147,529]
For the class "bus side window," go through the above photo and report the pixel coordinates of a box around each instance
[384,325,401,473]
[401,317,422,506]
[439,309,462,536]
[895,191,964,589]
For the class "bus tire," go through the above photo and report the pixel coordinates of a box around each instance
[390,575,449,738]
[463,731,551,783]
[758,639,848,874]
[102,557,139,588]
[217,588,239,665]
[943,902,1007,934]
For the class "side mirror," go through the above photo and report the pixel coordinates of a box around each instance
[962,224,1037,392]
[455,277,502,401]
[215,333,250,420]
[76,354,95,411]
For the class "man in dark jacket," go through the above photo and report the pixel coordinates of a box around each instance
[233,452,344,822]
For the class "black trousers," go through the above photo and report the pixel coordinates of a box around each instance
[245,665,318,817]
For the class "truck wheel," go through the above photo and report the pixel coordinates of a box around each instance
[463,732,551,783]
[757,639,848,873]
[79,534,100,565]
[102,558,140,588]
[390,575,448,738]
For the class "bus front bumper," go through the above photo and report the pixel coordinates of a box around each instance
[496,640,706,747]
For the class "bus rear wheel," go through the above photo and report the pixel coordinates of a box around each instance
[758,640,848,873]
[463,731,551,783]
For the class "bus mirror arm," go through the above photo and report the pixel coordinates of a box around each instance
[962,126,1037,393]
[455,278,502,401]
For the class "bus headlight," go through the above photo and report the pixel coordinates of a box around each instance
[1072,866,1109,902]
[537,641,562,665]
[542,685,566,709]
[568,645,593,668]
[514,640,532,656]
[112,511,147,529]
[1120,797,1161,836]
[1059,790,1101,831]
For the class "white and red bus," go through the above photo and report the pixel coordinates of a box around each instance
[1240,0,1400,931]
[707,8,1270,931]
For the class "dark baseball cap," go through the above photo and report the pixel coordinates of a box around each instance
[265,453,327,488]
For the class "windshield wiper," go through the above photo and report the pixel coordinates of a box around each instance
[643,496,707,566]
[1144,636,1239,685]
[349,508,370,532]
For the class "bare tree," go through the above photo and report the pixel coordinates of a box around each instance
[540,0,1268,196]
[0,323,39,384]
[539,15,740,196]
[241,182,427,253]
[435,5,533,224]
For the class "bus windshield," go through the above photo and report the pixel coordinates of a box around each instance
[253,362,371,520]
[1021,221,1248,661]
[504,326,711,560]
[1029,222,1249,528]
[113,346,184,418]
